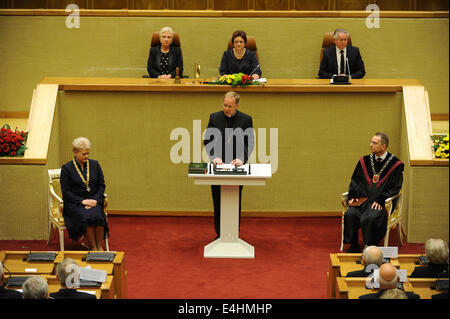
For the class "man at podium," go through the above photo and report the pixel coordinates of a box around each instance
[204,91,255,239]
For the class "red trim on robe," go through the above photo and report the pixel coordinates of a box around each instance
[360,157,372,186]
[377,160,403,188]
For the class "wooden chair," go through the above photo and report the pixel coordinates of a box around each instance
[340,187,405,251]
[48,169,110,251]
[320,31,352,62]
[227,35,259,61]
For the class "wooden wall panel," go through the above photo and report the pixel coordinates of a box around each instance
[213,0,249,10]
[295,0,328,10]
[51,0,89,9]
[91,0,128,9]
[255,0,289,10]
[12,0,48,9]
[376,0,411,11]
[335,0,370,10]
[174,0,207,10]
[416,0,449,11]
[134,0,167,9]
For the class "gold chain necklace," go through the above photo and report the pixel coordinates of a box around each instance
[370,154,394,183]
[73,158,90,192]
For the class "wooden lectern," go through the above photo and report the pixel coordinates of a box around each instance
[189,164,272,258]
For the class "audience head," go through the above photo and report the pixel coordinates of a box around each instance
[362,245,384,267]
[425,238,449,265]
[370,132,389,156]
[333,28,349,50]
[56,258,80,288]
[72,136,91,165]
[378,263,399,290]
[379,288,408,299]
[231,30,247,50]
[22,277,49,299]
[159,26,174,48]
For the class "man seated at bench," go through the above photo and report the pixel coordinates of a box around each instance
[346,246,384,277]
[359,263,420,299]
[410,238,449,278]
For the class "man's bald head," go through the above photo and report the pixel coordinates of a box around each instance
[379,263,398,289]
[362,246,384,266]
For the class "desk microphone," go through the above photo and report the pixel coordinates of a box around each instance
[248,164,251,175]
[346,57,352,81]
[249,64,260,78]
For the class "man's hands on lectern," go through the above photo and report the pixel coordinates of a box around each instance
[231,158,243,167]
[212,158,243,167]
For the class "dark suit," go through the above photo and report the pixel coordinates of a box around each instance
[50,288,97,299]
[0,286,23,299]
[346,266,374,277]
[147,44,183,78]
[410,263,448,278]
[359,289,420,299]
[203,110,255,237]
[318,45,365,79]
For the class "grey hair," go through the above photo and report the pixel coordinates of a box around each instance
[22,276,48,299]
[362,246,384,266]
[72,137,91,151]
[425,238,449,264]
[333,28,349,39]
[380,288,408,299]
[225,91,240,105]
[159,26,174,38]
[56,258,79,286]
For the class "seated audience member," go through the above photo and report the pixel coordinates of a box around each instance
[379,288,408,299]
[22,277,49,299]
[50,258,96,299]
[219,30,261,80]
[0,262,22,299]
[147,26,183,79]
[60,137,108,251]
[346,246,384,277]
[359,263,420,299]
[318,28,365,79]
[410,238,449,278]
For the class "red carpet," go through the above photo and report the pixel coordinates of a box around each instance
[0,216,422,299]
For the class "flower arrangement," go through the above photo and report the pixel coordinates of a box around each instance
[431,133,449,159]
[0,124,28,157]
[211,73,253,87]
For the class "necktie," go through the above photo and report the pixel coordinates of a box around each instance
[340,50,345,74]
[377,158,382,162]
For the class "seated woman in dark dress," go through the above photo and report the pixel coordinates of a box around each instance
[219,30,261,80]
[60,137,108,251]
[147,26,183,79]
[410,238,449,278]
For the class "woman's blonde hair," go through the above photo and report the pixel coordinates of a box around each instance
[72,137,91,151]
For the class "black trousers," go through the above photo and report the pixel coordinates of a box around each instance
[343,201,388,246]
[211,185,243,237]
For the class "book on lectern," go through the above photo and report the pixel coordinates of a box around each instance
[188,162,208,174]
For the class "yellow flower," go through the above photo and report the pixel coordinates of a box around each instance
[227,78,232,84]
[446,144,449,151]
[435,149,442,157]
[443,134,449,142]
[219,75,226,82]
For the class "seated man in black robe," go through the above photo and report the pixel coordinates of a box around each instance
[343,132,404,253]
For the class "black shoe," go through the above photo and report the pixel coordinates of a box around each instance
[346,244,361,253]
